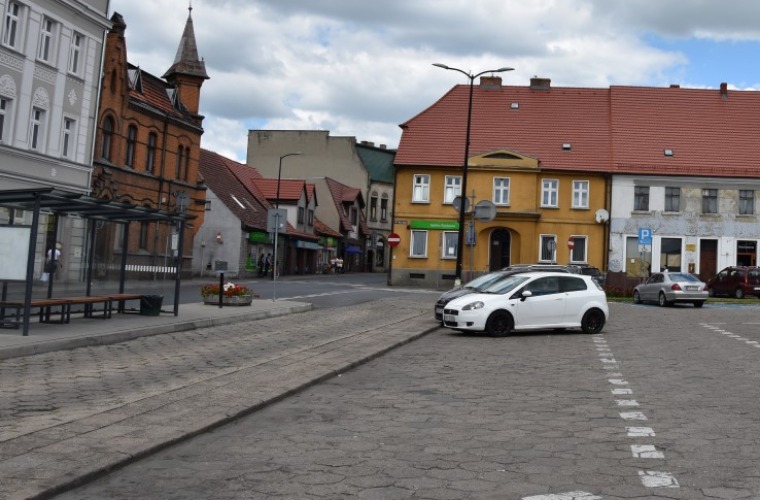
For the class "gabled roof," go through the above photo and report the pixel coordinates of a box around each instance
[314,217,342,238]
[255,178,309,205]
[128,63,197,126]
[199,149,268,231]
[397,79,760,178]
[325,177,369,234]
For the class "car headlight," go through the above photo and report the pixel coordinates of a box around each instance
[462,301,485,311]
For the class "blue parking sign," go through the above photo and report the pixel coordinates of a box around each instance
[638,228,652,245]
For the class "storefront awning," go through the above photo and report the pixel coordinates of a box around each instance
[345,245,363,254]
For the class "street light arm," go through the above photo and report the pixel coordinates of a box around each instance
[433,63,514,82]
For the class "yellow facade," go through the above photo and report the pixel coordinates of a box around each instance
[390,150,609,288]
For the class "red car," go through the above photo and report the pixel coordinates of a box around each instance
[707,266,760,298]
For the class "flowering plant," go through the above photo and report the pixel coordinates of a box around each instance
[200,282,256,298]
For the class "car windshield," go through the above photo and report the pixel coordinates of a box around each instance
[462,272,506,290]
[482,275,531,294]
[669,273,699,282]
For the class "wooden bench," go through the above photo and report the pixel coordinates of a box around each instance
[64,296,114,320]
[107,293,143,314]
[0,298,70,327]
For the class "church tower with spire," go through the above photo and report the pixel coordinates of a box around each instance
[163,6,209,123]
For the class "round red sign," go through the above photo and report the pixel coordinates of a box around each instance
[567,236,575,250]
[388,233,401,247]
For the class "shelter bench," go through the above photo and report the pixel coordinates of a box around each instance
[0,293,144,329]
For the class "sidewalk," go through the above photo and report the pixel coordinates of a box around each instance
[0,294,439,500]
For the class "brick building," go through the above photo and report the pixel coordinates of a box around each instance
[90,9,208,279]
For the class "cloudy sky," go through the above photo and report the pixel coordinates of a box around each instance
[109,0,760,162]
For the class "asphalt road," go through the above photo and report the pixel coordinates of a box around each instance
[54,300,760,499]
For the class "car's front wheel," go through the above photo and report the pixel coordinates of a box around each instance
[581,308,606,334]
[658,292,670,307]
[633,290,642,304]
[485,311,513,337]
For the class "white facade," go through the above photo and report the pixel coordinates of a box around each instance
[609,175,760,280]
[0,0,109,193]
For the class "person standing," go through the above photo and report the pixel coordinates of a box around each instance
[257,253,265,277]
[264,253,272,276]
[42,244,62,282]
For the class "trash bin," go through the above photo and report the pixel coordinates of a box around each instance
[139,295,163,316]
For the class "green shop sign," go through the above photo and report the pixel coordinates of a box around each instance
[410,220,459,230]
[248,232,272,243]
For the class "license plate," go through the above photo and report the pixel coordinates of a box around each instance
[686,286,698,291]
[435,307,443,314]
[754,287,760,291]
[443,314,456,323]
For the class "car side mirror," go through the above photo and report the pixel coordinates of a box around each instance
[521,290,533,301]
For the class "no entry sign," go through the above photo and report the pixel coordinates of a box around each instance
[388,233,401,247]
[567,236,575,250]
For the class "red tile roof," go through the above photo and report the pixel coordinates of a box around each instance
[325,177,369,234]
[397,81,760,178]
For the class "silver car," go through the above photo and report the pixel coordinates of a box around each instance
[633,272,708,308]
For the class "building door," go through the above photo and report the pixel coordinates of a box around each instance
[699,239,718,281]
[489,229,511,271]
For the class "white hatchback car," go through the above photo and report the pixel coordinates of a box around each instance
[441,272,609,336]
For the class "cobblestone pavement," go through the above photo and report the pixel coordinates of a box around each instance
[0,294,437,500]
[55,302,760,499]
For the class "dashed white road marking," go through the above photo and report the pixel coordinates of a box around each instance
[523,492,602,500]
[639,470,680,487]
[620,411,647,420]
[627,426,656,437]
[608,379,628,385]
[631,444,665,458]
[612,388,633,395]
[616,399,639,407]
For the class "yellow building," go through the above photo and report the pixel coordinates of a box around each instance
[392,76,612,288]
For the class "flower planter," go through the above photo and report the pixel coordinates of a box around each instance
[202,294,253,306]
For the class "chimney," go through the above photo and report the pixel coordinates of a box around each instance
[479,76,502,89]
[670,84,680,88]
[530,77,551,90]
[720,82,728,99]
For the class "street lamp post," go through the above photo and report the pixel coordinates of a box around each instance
[272,152,301,301]
[433,63,513,284]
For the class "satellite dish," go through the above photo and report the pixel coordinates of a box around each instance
[474,200,497,221]
[452,196,470,213]
[595,208,609,223]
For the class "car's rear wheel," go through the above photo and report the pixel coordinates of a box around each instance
[693,301,705,308]
[633,290,642,304]
[581,308,606,334]
[707,288,715,297]
[485,311,513,337]
[735,288,745,299]
[658,292,670,307]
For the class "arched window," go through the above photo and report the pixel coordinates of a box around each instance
[370,192,378,221]
[125,125,137,167]
[101,116,113,160]
[175,146,184,179]
[183,146,190,181]
[146,132,156,173]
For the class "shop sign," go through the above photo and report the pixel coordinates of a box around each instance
[410,220,459,230]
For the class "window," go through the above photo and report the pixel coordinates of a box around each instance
[541,179,558,207]
[739,190,754,215]
[307,209,314,226]
[175,146,184,179]
[410,230,427,257]
[139,221,149,249]
[570,236,587,263]
[3,2,21,49]
[660,237,682,272]
[146,132,156,173]
[350,207,358,226]
[539,234,556,262]
[493,177,510,205]
[125,125,137,167]
[572,180,589,208]
[634,186,650,211]
[380,195,388,222]
[38,17,55,63]
[664,187,680,212]
[370,193,378,221]
[68,32,83,75]
[101,117,113,160]
[61,117,75,158]
[442,231,458,259]
[29,108,45,151]
[184,147,190,181]
[443,175,461,204]
[0,98,9,142]
[702,189,718,214]
[412,174,430,203]
[297,206,304,223]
